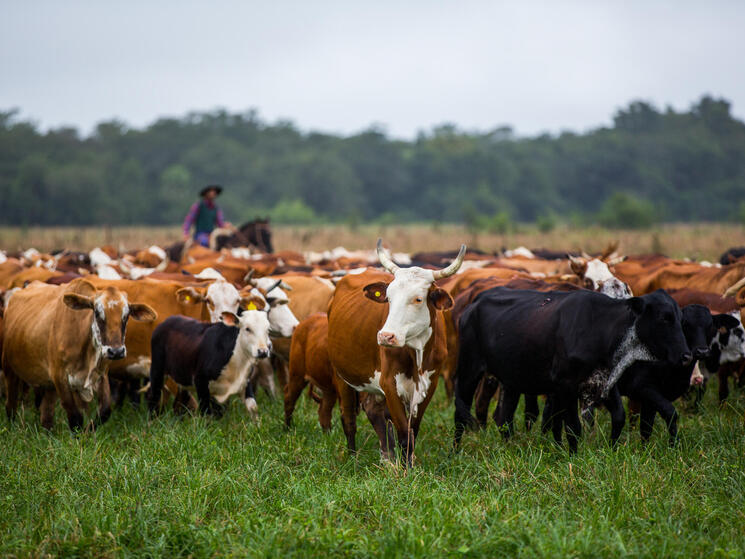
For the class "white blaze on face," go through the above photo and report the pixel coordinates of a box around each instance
[377,267,435,358]
[206,280,243,323]
[252,278,299,337]
[585,259,633,299]
[236,309,272,359]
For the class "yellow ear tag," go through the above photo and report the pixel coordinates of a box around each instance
[247,302,257,311]
[184,295,191,302]
[375,291,381,298]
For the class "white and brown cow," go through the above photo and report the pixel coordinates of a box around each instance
[328,240,465,466]
[2,278,156,430]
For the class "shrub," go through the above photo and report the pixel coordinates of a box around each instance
[597,192,656,229]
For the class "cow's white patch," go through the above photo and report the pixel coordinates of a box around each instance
[0,251,6,264]
[378,267,436,349]
[89,247,112,268]
[125,355,152,378]
[252,278,299,337]
[210,353,253,403]
[394,369,435,417]
[195,267,225,280]
[97,265,122,280]
[719,313,745,363]
[147,245,167,261]
[601,325,655,398]
[244,397,258,418]
[584,259,633,299]
[347,370,384,396]
[690,363,704,386]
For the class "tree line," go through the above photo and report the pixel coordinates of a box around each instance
[1,95,744,228]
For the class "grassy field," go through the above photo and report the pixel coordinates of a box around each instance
[1,223,744,261]
[1,381,744,558]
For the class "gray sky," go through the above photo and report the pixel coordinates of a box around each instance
[2,1,744,138]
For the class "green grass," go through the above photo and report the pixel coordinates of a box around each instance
[1,382,744,558]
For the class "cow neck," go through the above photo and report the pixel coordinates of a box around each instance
[68,309,107,403]
[601,313,654,398]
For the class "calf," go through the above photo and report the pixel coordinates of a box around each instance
[454,288,691,452]
[2,279,156,430]
[146,297,271,417]
[616,305,739,444]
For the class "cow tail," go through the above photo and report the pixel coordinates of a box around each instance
[453,305,485,448]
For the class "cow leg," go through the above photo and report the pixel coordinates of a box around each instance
[173,389,194,416]
[523,393,539,432]
[38,387,57,430]
[195,377,218,416]
[557,390,581,453]
[603,386,625,446]
[4,367,21,422]
[718,367,730,404]
[318,389,337,433]
[272,354,289,391]
[283,370,309,428]
[627,399,641,430]
[54,378,84,432]
[147,344,167,414]
[127,378,142,408]
[244,380,258,420]
[380,375,417,467]
[362,395,396,461]
[639,402,656,442]
[640,388,678,445]
[336,376,359,453]
[474,375,499,428]
[494,386,520,440]
[34,387,44,410]
[93,374,113,429]
[254,360,277,399]
[453,321,487,448]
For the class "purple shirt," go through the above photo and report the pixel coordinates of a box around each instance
[182,200,225,236]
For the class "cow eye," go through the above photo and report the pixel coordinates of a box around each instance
[245,327,252,333]
[413,297,423,304]
[267,297,276,305]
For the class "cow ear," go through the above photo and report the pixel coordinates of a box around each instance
[627,297,645,315]
[428,287,454,310]
[128,303,158,323]
[363,282,388,303]
[568,256,587,277]
[176,287,205,304]
[240,295,266,311]
[221,311,239,326]
[63,293,94,311]
[713,313,740,331]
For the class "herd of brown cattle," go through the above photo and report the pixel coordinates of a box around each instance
[1,239,745,465]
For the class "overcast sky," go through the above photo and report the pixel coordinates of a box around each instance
[2,1,744,139]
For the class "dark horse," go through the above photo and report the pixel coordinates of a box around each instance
[166,217,273,261]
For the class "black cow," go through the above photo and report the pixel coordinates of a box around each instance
[454,288,691,452]
[147,305,271,417]
[616,305,739,444]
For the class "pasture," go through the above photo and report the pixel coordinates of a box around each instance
[1,222,744,261]
[1,380,744,558]
[2,223,745,558]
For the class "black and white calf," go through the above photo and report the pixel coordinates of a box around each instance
[146,298,271,417]
[616,305,739,444]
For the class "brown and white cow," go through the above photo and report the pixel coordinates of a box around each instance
[2,279,156,430]
[328,240,465,466]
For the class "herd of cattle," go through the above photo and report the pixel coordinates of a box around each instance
[2,237,745,466]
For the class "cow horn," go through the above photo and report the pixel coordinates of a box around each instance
[377,239,399,274]
[723,276,745,298]
[265,279,283,294]
[244,269,257,286]
[433,245,467,280]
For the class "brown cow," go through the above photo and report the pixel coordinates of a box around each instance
[328,240,465,466]
[2,279,156,430]
[284,313,342,431]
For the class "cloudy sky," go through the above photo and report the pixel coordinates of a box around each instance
[2,1,744,138]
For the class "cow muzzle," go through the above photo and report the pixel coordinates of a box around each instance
[377,331,403,347]
[256,348,270,359]
[106,346,127,360]
[693,347,710,359]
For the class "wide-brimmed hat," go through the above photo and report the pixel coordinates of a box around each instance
[200,184,223,197]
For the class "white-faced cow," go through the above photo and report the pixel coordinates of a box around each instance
[328,239,465,466]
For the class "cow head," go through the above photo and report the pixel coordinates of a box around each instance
[246,277,299,338]
[63,280,157,360]
[177,278,258,323]
[221,297,272,359]
[680,304,717,360]
[569,255,632,299]
[364,239,465,359]
[630,290,691,366]
[707,311,745,365]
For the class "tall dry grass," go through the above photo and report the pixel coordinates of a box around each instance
[0,223,743,261]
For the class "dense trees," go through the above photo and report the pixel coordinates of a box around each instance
[1,96,744,226]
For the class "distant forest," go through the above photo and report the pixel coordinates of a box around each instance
[1,96,744,227]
